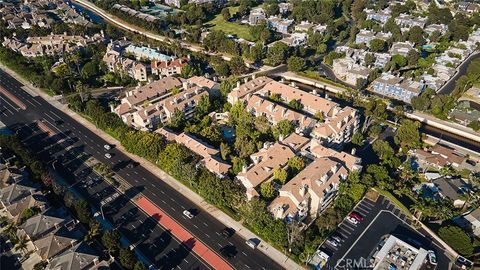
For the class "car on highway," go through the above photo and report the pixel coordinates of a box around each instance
[104,153,112,159]
[428,250,437,265]
[346,216,359,225]
[183,210,194,219]
[104,144,111,150]
[220,244,237,259]
[246,238,259,249]
[349,212,364,222]
[221,227,235,238]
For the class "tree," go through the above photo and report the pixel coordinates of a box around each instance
[15,235,29,254]
[102,230,121,255]
[369,39,386,52]
[406,49,420,66]
[288,156,305,174]
[438,225,473,256]
[195,95,211,118]
[260,181,276,199]
[351,132,364,147]
[75,200,92,224]
[264,1,279,17]
[288,99,302,110]
[287,56,306,72]
[394,119,421,150]
[267,42,289,66]
[220,142,231,160]
[273,168,288,184]
[133,262,147,270]
[372,140,395,162]
[364,53,375,67]
[119,248,137,270]
[168,108,186,131]
[272,120,294,140]
[229,56,247,75]
[85,220,101,243]
[221,7,231,21]
[407,26,425,45]
[213,60,230,77]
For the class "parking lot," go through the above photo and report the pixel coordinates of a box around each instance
[319,195,454,270]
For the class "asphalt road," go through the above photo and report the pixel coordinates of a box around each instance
[319,196,455,270]
[437,52,480,95]
[0,68,283,270]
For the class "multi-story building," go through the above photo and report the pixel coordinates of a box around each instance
[312,106,359,148]
[249,7,265,25]
[371,73,425,103]
[332,58,370,86]
[425,23,448,36]
[269,157,348,221]
[237,133,309,200]
[394,13,427,29]
[390,41,415,57]
[125,44,174,62]
[227,76,273,104]
[151,57,189,77]
[113,76,217,130]
[365,8,391,24]
[267,16,294,34]
[279,32,308,47]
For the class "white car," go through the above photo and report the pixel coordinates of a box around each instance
[183,210,194,219]
[246,239,258,249]
[104,144,111,150]
[428,250,437,265]
[326,238,339,247]
[346,216,359,225]
[104,153,112,159]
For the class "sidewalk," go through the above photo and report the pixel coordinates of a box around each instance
[0,64,303,270]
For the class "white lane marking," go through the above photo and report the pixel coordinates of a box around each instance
[184,259,189,264]
[170,207,176,212]
[0,96,20,111]
[205,233,210,238]
[217,243,222,247]
[203,222,208,227]
[193,224,198,229]
[242,252,247,256]
[161,200,166,204]
[50,111,61,118]
[134,171,138,175]
[169,197,175,202]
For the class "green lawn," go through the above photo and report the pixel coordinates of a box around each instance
[204,6,255,41]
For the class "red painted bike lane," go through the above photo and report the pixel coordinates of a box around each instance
[136,196,234,270]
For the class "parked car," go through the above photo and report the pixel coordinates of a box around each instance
[326,238,339,248]
[104,144,111,150]
[104,153,112,159]
[346,216,359,225]
[246,238,259,249]
[349,212,364,222]
[183,210,194,219]
[331,233,342,243]
[428,250,437,265]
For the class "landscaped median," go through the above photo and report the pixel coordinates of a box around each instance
[136,197,234,270]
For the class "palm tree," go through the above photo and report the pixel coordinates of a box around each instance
[4,222,18,242]
[84,221,101,243]
[15,235,29,255]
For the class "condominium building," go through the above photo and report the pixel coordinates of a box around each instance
[394,13,427,29]
[267,16,294,34]
[371,73,425,103]
[269,157,347,221]
[312,106,359,148]
[365,8,391,24]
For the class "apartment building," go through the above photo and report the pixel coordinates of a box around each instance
[237,133,308,200]
[394,13,427,29]
[174,132,231,177]
[365,8,391,24]
[164,0,181,8]
[245,94,317,133]
[413,143,466,170]
[103,51,148,82]
[114,76,216,130]
[389,41,415,56]
[267,16,294,34]
[249,7,265,25]
[269,157,348,221]
[332,58,370,86]
[151,57,189,77]
[125,44,174,62]
[312,106,359,148]
[227,76,273,104]
[371,73,425,103]
[355,29,392,45]
[280,32,308,47]
[425,23,448,36]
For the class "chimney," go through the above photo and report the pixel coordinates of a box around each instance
[236,81,241,88]
[244,77,248,83]
[242,165,247,173]
[331,164,338,174]
[279,134,285,142]
[276,205,285,218]
[299,184,307,197]
[351,148,357,155]
[290,81,296,88]
[252,74,256,80]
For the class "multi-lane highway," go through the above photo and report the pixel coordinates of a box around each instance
[0,68,283,270]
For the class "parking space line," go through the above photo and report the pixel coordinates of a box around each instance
[359,201,373,210]
[362,199,375,207]
[337,226,352,236]
[341,222,356,231]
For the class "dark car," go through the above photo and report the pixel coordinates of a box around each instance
[221,227,235,238]
[220,245,237,259]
